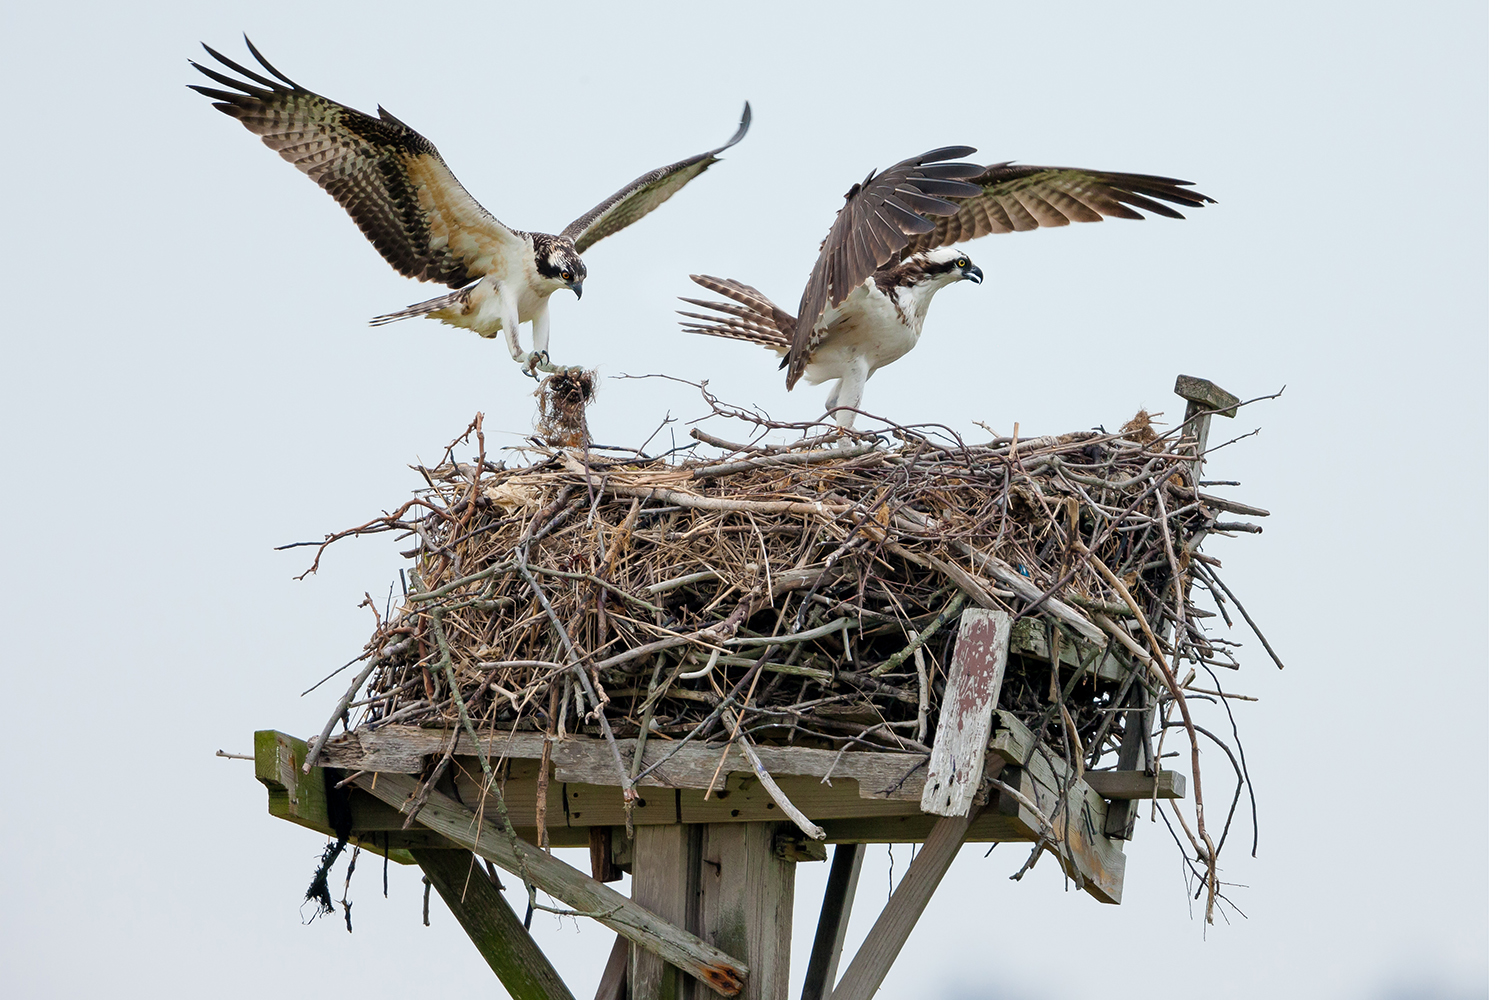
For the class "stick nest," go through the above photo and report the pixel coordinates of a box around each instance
[300,393,1276,919]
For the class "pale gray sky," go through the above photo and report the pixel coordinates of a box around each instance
[0,2,1486,998]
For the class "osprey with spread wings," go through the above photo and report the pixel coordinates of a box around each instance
[191,39,750,376]
[681,147,1213,426]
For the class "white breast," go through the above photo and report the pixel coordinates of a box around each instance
[800,281,920,386]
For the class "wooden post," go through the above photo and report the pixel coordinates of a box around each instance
[799,844,865,1000]
[1173,375,1239,487]
[633,823,797,1000]
[698,823,796,1000]
[412,848,576,1000]
[631,824,704,1000]
[1104,681,1150,840]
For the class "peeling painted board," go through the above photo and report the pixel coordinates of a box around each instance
[679,775,921,825]
[921,610,1012,816]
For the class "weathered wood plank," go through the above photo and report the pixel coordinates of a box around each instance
[922,610,1012,816]
[320,727,929,800]
[827,799,988,1000]
[699,823,796,1000]
[1175,374,1239,488]
[1174,374,1240,417]
[255,730,441,862]
[632,824,702,1000]
[989,713,1127,904]
[1083,769,1185,801]
[565,783,678,827]
[562,740,928,799]
[256,729,332,832]
[413,848,576,1000]
[351,772,748,997]
[680,776,919,826]
[800,843,864,1000]
[815,811,1033,845]
[1007,616,1128,682]
[316,727,549,772]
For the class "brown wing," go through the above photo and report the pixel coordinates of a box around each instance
[785,147,985,388]
[902,163,1215,255]
[189,38,525,288]
[560,103,751,254]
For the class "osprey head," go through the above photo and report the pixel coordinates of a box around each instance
[917,247,983,286]
[535,238,587,298]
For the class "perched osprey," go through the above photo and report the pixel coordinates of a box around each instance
[680,148,1213,426]
[190,39,750,375]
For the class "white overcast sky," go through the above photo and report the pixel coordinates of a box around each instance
[0,2,1487,999]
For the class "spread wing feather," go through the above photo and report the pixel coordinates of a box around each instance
[561,103,752,254]
[785,147,985,388]
[190,38,524,288]
[902,164,1215,255]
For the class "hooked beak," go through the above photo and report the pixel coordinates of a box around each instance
[569,280,584,300]
[963,264,984,285]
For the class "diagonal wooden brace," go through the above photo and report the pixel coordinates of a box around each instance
[350,771,749,997]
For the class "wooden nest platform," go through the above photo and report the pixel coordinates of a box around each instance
[257,374,1277,1000]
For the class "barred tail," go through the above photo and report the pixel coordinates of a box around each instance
[369,287,470,327]
[677,274,794,354]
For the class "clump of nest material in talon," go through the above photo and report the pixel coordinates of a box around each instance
[295,389,1279,921]
[534,368,596,448]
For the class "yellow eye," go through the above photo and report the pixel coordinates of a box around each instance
[560,271,572,281]
[957,258,970,269]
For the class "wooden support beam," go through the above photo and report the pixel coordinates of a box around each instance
[699,823,796,1000]
[827,798,989,1000]
[254,730,449,863]
[922,610,1011,816]
[800,844,864,1000]
[1008,616,1128,682]
[1084,769,1185,801]
[631,824,702,1000]
[989,713,1127,903]
[350,772,749,997]
[1104,682,1150,839]
[590,826,624,882]
[412,848,576,1000]
[594,936,629,1000]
